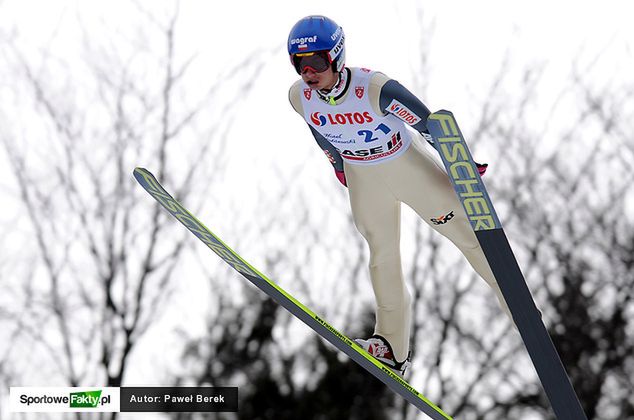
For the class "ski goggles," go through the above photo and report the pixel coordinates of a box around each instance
[292,51,331,74]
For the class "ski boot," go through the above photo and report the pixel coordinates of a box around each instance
[354,334,411,376]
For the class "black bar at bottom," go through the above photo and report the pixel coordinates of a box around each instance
[120,387,238,412]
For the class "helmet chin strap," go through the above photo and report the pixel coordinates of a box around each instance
[317,68,348,105]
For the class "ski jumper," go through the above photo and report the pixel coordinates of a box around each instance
[289,67,512,362]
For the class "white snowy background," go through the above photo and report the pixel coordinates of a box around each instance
[1,1,633,419]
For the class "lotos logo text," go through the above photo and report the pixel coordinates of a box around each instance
[387,100,422,126]
[310,112,373,126]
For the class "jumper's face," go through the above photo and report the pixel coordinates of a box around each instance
[292,51,338,91]
[301,66,338,91]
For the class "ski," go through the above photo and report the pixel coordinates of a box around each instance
[426,110,587,420]
[133,167,451,420]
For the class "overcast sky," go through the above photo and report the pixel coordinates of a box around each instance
[3,0,633,197]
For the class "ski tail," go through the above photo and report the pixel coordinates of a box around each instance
[133,167,452,420]
[426,111,587,420]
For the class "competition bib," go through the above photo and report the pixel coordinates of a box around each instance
[301,68,412,165]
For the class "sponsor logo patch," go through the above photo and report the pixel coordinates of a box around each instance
[331,27,342,41]
[355,86,365,99]
[310,112,374,127]
[328,35,345,60]
[290,36,318,45]
[431,211,455,225]
[387,99,422,126]
[304,88,312,100]
[338,131,402,161]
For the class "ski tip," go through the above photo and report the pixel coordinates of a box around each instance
[132,167,153,184]
[133,167,152,177]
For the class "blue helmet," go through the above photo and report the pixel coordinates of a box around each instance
[287,16,345,73]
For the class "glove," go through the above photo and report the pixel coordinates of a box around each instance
[476,162,488,176]
[335,170,347,187]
